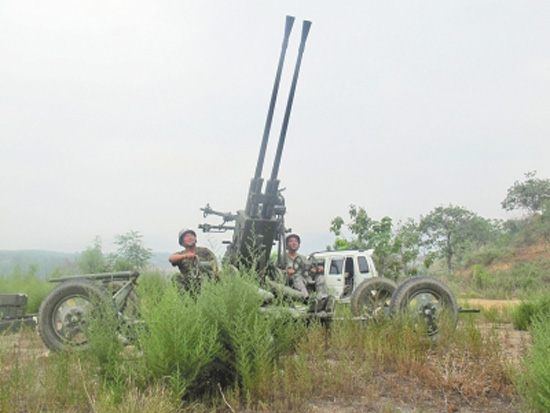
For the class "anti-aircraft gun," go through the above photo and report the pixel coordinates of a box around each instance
[29,17,476,353]
[199,16,311,279]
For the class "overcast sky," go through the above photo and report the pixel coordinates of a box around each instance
[1,1,549,256]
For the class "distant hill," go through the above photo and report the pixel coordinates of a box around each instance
[0,250,77,279]
[149,252,173,273]
[0,250,173,279]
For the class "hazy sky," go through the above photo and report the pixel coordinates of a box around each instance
[1,1,549,255]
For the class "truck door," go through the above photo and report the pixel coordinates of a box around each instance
[343,257,355,297]
[325,256,344,297]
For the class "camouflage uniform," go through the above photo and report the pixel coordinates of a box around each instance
[172,246,219,292]
[284,252,328,300]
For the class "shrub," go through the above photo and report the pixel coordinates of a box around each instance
[98,269,306,401]
[465,247,512,267]
[511,295,550,330]
[517,314,550,411]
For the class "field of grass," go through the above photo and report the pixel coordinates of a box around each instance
[2,269,543,412]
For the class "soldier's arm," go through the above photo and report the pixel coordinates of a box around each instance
[281,255,296,275]
[169,252,195,265]
[305,256,323,274]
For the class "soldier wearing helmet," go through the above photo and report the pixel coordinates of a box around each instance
[284,233,330,310]
[169,228,219,291]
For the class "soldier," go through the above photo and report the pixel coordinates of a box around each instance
[284,234,332,311]
[169,228,219,292]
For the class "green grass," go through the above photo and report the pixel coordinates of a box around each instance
[0,272,53,314]
[511,294,550,330]
[516,314,550,411]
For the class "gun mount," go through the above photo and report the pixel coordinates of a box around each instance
[200,16,312,275]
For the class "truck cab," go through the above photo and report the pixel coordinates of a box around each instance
[310,250,378,302]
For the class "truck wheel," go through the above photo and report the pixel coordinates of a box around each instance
[38,279,113,351]
[350,277,397,319]
[389,277,458,336]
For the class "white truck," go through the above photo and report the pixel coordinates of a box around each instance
[308,249,396,319]
[309,249,466,330]
[310,249,378,301]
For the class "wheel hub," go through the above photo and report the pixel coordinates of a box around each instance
[63,308,87,330]
[420,302,437,317]
[55,300,92,340]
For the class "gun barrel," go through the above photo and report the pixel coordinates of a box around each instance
[253,15,295,181]
[270,20,312,181]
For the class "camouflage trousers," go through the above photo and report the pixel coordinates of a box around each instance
[290,274,328,300]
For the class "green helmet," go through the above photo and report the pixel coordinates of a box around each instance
[286,233,301,245]
[178,228,197,246]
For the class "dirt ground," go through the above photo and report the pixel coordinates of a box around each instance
[459,298,521,310]
[309,319,531,412]
[459,298,530,369]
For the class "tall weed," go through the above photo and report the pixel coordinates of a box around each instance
[136,281,222,398]
[0,328,96,411]
[511,294,550,330]
[118,269,305,402]
[192,269,304,396]
[517,314,550,411]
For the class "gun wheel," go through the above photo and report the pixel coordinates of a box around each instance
[350,277,397,320]
[389,277,458,336]
[38,279,113,352]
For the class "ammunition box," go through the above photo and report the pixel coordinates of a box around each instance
[0,294,28,319]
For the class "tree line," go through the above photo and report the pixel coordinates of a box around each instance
[329,171,550,279]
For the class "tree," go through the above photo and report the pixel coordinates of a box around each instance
[330,205,420,280]
[419,205,497,272]
[504,200,550,246]
[111,230,153,271]
[395,218,421,276]
[77,236,108,273]
[502,171,550,215]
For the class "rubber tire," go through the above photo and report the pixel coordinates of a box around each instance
[38,279,113,352]
[350,277,397,318]
[389,276,458,335]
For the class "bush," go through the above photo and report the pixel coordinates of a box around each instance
[86,269,306,402]
[134,278,224,398]
[511,295,550,330]
[517,314,550,411]
[464,247,512,267]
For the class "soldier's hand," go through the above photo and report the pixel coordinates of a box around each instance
[287,268,296,276]
[181,252,196,260]
[310,266,323,274]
